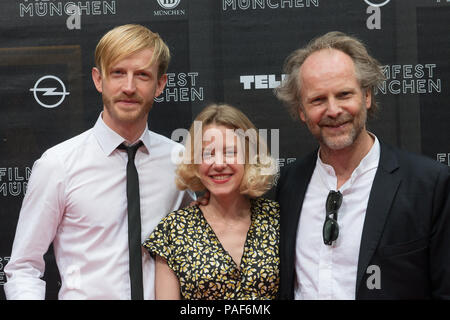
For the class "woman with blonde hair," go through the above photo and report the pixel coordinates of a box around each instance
[143,103,280,299]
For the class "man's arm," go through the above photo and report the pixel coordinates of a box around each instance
[430,165,450,299]
[180,189,197,208]
[4,152,66,299]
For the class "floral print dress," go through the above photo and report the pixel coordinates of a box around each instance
[143,197,280,300]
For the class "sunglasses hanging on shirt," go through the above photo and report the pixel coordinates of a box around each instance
[323,190,343,245]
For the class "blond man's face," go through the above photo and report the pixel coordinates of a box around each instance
[92,48,167,134]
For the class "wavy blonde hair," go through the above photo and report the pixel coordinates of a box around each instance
[176,104,277,198]
[94,24,170,79]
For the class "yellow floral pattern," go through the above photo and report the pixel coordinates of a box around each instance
[143,198,280,300]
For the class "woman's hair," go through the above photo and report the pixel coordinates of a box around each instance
[176,103,277,198]
[94,24,170,79]
[275,31,385,120]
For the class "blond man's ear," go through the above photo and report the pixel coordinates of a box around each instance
[91,67,103,93]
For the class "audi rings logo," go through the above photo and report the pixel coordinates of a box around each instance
[364,0,391,7]
[29,75,70,108]
[157,0,180,9]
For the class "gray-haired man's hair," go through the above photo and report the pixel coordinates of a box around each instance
[275,31,385,120]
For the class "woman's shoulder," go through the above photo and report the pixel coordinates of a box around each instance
[163,205,200,223]
[150,205,202,239]
[251,197,280,217]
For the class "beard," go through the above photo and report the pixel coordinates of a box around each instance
[306,104,367,151]
[102,93,151,124]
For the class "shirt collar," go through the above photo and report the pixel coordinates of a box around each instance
[316,132,380,191]
[351,132,380,177]
[93,113,151,156]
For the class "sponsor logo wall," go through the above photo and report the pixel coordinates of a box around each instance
[1,0,449,299]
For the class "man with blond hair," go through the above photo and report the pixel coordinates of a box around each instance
[275,31,450,299]
[4,24,192,300]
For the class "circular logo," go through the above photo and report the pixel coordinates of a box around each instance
[364,0,391,7]
[157,0,180,9]
[29,75,70,109]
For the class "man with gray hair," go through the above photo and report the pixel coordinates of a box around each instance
[275,31,450,299]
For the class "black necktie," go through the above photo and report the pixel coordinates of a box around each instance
[119,141,144,300]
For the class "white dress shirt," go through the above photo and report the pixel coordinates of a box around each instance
[4,114,193,300]
[294,135,380,300]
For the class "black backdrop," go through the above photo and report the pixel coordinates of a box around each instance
[1,0,449,300]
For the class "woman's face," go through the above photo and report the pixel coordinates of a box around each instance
[197,124,245,198]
